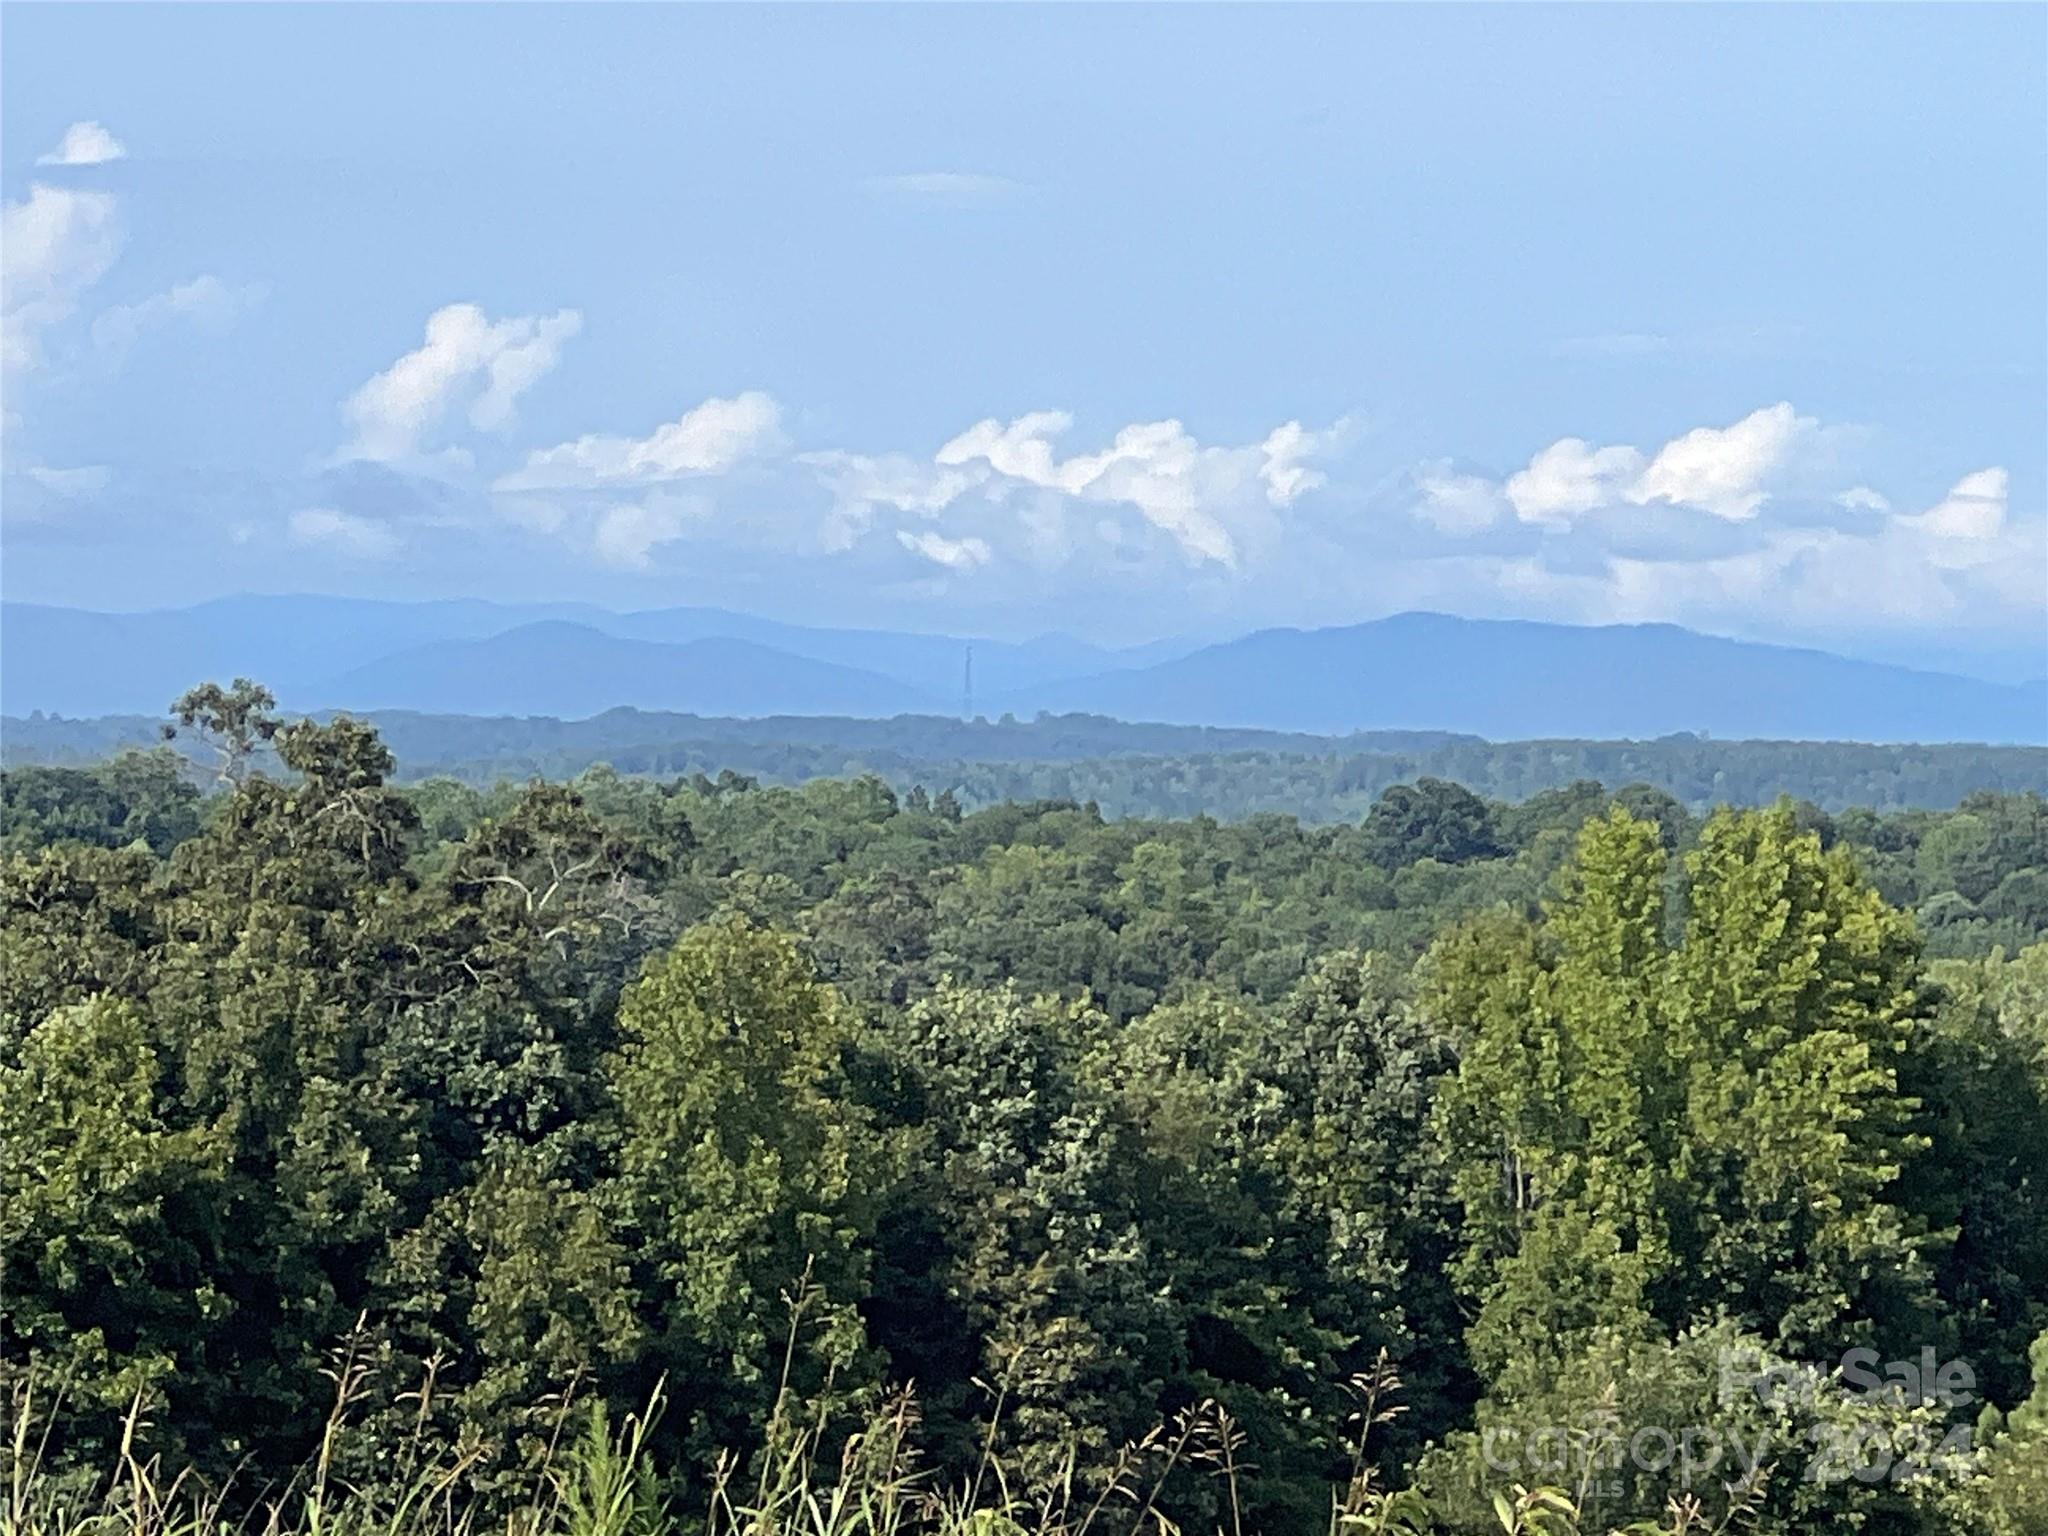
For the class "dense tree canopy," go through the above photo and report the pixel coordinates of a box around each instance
[3,688,2046,1533]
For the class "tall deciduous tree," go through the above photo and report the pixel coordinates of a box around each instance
[1431,804,1940,1528]
[608,916,884,1465]
[0,999,226,1464]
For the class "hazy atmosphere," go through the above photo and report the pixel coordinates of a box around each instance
[6,5,2044,676]
[6,9,2048,1536]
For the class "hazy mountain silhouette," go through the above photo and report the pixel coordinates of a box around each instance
[0,596,1126,715]
[6,599,2041,743]
[1006,613,2048,743]
[313,622,934,718]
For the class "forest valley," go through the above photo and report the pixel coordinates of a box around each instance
[3,682,2046,1535]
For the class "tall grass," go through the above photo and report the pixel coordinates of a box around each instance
[1,1311,1753,1536]
[1,1370,1756,1536]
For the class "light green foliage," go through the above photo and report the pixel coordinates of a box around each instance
[0,999,225,1446]
[1956,1328,2048,1535]
[1432,805,1948,1530]
[1664,805,1930,1350]
[610,917,884,1460]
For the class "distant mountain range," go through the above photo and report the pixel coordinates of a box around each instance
[1022,613,2048,742]
[0,596,1136,716]
[4,597,2043,744]
[322,624,931,719]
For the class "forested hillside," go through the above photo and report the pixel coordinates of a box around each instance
[5,685,2048,1534]
[10,705,2047,819]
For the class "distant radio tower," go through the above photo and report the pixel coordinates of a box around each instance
[963,643,975,721]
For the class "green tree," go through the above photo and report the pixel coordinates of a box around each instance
[1958,1327,2048,1535]
[1431,805,1940,1529]
[608,916,884,1466]
[0,999,226,1463]
[166,677,282,787]
[871,982,1173,1498]
[1361,778,1505,870]
[1107,955,1466,1530]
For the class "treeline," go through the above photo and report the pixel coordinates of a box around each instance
[3,684,2047,1534]
[8,705,2047,816]
[8,743,2048,967]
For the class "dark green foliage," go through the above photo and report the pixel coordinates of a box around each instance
[1361,777,1504,869]
[0,750,202,856]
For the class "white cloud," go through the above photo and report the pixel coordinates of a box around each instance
[803,450,983,551]
[1259,420,1343,504]
[936,411,1085,488]
[805,450,978,515]
[1370,402,2038,655]
[932,410,1345,567]
[1414,463,1507,534]
[1458,459,2038,641]
[898,529,993,570]
[592,496,705,569]
[1492,402,1820,530]
[37,121,126,167]
[1050,420,1242,566]
[497,390,783,490]
[1899,468,2008,566]
[1627,401,1815,520]
[1504,438,1645,526]
[2,183,122,375]
[91,274,264,358]
[289,507,401,560]
[341,303,581,463]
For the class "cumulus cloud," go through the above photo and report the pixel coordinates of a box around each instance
[1377,401,2040,656]
[803,450,983,551]
[37,121,126,167]
[1504,438,1646,527]
[91,274,265,358]
[1480,402,1822,531]
[341,303,581,463]
[897,529,993,570]
[1628,401,1816,520]
[498,390,783,491]
[289,507,401,560]
[1414,463,1508,534]
[592,496,707,569]
[931,410,1346,567]
[1899,468,2008,565]
[1259,421,1342,504]
[2,183,122,375]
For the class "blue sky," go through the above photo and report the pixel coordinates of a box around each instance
[5,4,2044,675]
